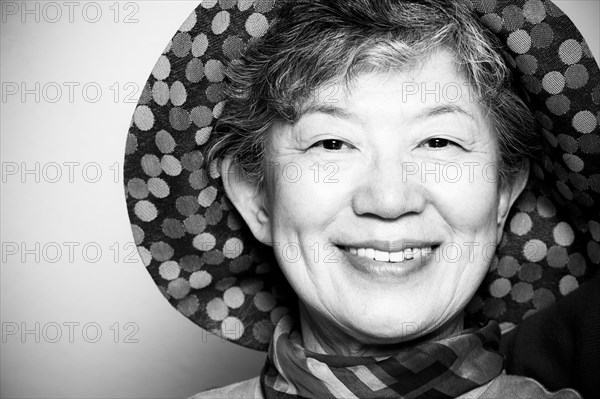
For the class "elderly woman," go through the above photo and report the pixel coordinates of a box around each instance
[193,0,581,397]
[124,0,598,398]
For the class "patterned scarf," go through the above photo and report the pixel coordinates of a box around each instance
[260,315,504,398]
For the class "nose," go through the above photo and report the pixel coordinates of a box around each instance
[351,155,427,220]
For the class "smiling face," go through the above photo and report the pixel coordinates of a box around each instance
[222,49,528,348]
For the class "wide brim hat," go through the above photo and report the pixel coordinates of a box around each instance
[124,0,600,351]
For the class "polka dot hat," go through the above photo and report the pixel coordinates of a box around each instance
[124,0,600,351]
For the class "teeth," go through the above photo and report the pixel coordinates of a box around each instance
[389,251,404,262]
[374,250,389,262]
[346,246,433,262]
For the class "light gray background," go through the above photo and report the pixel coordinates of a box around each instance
[1,1,598,398]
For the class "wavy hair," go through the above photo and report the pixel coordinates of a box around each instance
[205,0,539,188]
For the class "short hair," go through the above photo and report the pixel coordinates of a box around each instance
[205,0,539,187]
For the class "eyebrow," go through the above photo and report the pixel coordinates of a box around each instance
[298,103,475,123]
[414,104,475,121]
[298,103,356,120]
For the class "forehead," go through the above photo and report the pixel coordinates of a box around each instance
[296,48,487,127]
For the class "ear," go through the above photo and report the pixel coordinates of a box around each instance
[220,156,272,246]
[496,161,530,241]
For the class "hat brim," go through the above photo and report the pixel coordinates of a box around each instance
[124,0,600,351]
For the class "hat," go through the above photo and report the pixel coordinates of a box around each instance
[123,0,600,351]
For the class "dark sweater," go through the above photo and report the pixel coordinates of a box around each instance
[501,273,600,399]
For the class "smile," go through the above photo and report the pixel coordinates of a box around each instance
[338,244,439,280]
[343,246,433,263]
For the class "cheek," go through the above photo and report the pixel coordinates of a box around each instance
[430,169,501,233]
[429,176,501,291]
[268,164,351,228]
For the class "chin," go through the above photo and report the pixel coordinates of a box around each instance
[339,308,435,342]
[338,293,468,342]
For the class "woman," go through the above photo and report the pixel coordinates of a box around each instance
[124,0,598,397]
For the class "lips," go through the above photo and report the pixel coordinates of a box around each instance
[344,246,433,263]
[337,243,439,279]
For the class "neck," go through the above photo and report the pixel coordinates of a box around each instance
[298,302,465,357]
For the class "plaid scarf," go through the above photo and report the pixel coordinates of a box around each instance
[260,315,503,398]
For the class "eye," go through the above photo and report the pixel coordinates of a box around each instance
[423,138,458,149]
[310,139,352,151]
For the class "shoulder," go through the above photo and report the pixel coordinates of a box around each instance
[458,373,582,399]
[188,377,262,399]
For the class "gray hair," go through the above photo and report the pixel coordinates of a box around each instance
[205,0,539,187]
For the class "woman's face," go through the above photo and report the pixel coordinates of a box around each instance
[224,48,527,344]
